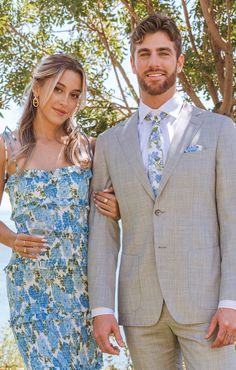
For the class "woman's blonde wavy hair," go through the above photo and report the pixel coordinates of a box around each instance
[16,53,92,170]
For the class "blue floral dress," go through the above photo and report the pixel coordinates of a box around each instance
[2,129,102,370]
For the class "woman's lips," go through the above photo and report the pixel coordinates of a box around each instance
[53,107,67,116]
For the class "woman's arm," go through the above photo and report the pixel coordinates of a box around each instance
[0,135,47,258]
[0,135,16,249]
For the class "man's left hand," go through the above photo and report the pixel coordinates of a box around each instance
[205,308,236,348]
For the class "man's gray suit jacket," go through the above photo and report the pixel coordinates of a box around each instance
[88,103,236,326]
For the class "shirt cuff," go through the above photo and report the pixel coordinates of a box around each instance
[91,307,114,317]
[218,300,236,310]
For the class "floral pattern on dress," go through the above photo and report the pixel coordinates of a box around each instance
[4,163,102,370]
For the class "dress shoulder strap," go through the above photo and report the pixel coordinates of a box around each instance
[1,127,18,182]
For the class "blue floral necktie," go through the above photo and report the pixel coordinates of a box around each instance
[146,111,168,197]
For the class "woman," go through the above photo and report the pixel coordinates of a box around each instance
[0,54,119,369]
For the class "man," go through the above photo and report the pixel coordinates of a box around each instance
[88,13,236,369]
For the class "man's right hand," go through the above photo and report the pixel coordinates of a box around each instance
[93,314,125,355]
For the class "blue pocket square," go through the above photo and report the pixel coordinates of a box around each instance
[184,145,203,153]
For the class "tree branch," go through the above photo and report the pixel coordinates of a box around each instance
[76,16,138,104]
[182,0,199,57]
[142,0,156,14]
[199,0,228,51]
[204,78,219,106]
[219,0,233,116]
[120,0,140,26]
[98,21,132,114]
[219,50,233,116]
[178,71,206,109]
[5,21,47,53]
[182,0,219,105]
[208,34,225,96]
[112,59,139,103]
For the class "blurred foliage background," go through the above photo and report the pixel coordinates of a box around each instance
[0,0,235,136]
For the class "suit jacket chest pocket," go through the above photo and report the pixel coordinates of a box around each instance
[177,148,215,180]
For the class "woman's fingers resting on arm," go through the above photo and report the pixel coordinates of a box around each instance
[93,187,120,220]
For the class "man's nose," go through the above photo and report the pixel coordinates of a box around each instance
[148,53,161,68]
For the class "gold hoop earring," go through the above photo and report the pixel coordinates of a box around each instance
[33,96,39,108]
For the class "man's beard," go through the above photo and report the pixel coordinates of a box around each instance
[137,68,177,96]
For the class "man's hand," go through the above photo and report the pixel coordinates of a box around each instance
[205,308,236,348]
[93,314,125,355]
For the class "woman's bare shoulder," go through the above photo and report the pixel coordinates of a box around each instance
[0,134,5,155]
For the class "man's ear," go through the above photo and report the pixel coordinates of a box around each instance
[130,55,137,75]
[177,54,184,74]
[177,54,184,73]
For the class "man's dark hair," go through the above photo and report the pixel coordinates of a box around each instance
[130,14,182,58]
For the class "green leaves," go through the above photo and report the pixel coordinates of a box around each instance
[0,0,235,128]
[0,325,25,368]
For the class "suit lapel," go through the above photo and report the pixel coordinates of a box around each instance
[115,103,205,202]
[115,112,155,201]
[156,102,205,200]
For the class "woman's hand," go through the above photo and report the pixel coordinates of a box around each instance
[94,187,120,221]
[12,233,48,259]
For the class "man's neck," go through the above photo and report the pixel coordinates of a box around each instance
[140,87,176,109]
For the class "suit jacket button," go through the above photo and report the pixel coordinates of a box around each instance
[155,209,161,216]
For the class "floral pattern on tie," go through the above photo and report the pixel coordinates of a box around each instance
[146,111,167,197]
[3,161,102,370]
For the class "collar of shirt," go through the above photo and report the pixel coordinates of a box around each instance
[138,92,183,125]
[137,93,184,169]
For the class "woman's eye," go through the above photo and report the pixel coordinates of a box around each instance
[71,93,80,100]
[55,86,63,93]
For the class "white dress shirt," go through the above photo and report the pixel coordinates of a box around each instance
[92,93,236,317]
[138,92,183,170]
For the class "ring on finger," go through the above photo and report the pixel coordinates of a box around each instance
[104,198,108,204]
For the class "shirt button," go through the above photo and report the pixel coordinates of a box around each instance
[155,209,164,216]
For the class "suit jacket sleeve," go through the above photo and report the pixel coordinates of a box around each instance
[216,117,236,301]
[88,133,120,310]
